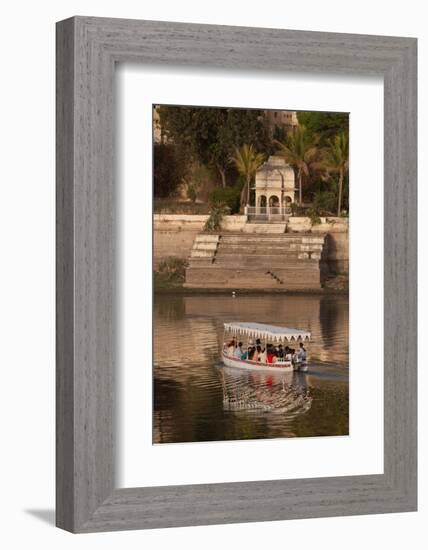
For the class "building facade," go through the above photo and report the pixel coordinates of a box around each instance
[264,110,299,138]
[254,155,296,211]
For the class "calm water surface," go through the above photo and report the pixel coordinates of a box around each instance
[153,293,348,443]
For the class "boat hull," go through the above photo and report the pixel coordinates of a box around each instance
[221,351,295,372]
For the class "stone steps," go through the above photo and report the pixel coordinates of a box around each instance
[185,231,326,290]
[188,234,220,261]
[220,233,324,241]
[218,233,324,246]
[213,256,319,267]
[242,223,287,234]
[184,267,321,289]
[215,245,323,254]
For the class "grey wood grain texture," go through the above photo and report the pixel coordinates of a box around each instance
[56,16,417,533]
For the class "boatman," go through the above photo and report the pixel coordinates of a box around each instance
[297,342,307,363]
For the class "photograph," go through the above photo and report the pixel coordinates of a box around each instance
[153,104,349,444]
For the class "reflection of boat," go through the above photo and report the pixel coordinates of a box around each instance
[220,366,312,416]
[222,322,310,373]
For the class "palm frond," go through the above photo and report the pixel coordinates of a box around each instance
[321,131,349,173]
[275,126,320,204]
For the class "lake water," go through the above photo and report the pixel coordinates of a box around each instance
[153,293,349,443]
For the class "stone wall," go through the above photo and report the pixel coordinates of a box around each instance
[288,217,349,274]
[153,215,247,266]
[153,215,205,266]
[154,214,348,273]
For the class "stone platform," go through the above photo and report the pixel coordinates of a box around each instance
[184,232,326,290]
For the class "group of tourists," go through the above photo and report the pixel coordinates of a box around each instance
[225,337,306,365]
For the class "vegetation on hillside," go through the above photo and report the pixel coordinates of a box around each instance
[296,111,349,144]
[153,106,350,217]
[158,106,270,189]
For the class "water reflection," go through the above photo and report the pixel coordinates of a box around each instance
[221,368,311,413]
[153,293,348,443]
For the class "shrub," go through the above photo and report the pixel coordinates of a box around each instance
[157,256,186,275]
[209,186,241,214]
[204,205,230,231]
[154,257,187,289]
[187,182,198,203]
[290,203,317,217]
[290,202,303,216]
[312,190,337,215]
[308,208,322,226]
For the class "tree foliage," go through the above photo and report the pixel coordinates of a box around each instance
[154,105,350,217]
[320,131,349,215]
[158,106,269,187]
[296,111,348,144]
[209,186,241,214]
[275,126,319,205]
[153,143,188,198]
[230,144,266,208]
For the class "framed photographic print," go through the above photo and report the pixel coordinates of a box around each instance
[56,16,417,532]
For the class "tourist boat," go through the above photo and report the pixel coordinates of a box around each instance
[222,322,311,373]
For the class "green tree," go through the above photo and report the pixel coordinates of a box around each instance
[209,187,241,214]
[230,144,266,208]
[297,112,348,144]
[158,106,269,188]
[275,126,319,205]
[321,132,349,216]
[153,143,188,198]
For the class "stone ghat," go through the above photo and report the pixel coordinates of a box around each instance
[185,233,326,290]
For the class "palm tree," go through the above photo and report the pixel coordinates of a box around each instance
[275,126,319,205]
[231,144,266,208]
[321,132,349,216]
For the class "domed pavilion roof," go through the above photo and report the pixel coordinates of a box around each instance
[255,155,295,190]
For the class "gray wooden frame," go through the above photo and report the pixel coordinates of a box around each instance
[56,16,417,533]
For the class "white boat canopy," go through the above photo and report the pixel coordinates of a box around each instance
[224,322,311,342]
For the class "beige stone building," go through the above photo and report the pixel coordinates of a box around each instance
[264,110,298,137]
[253,155,296,211]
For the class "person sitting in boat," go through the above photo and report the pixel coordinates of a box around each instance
[284,346,293,361]
[277,344,284,360]
[266,346,277,364]
[253,345,261,363]
[241,346,249,361]
[247,346,255,361]
[258,346,267,364]
[234,342,244,359]
[226,338,236,356]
